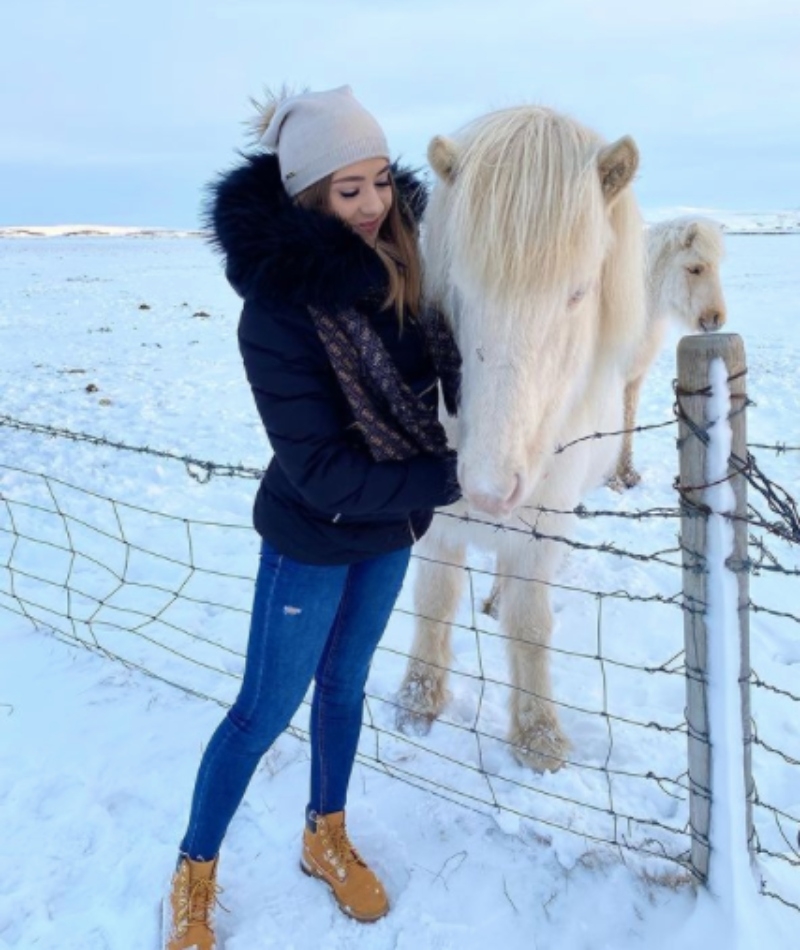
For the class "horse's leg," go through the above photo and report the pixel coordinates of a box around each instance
[395,530,467,736]
[497,544,570,772]
[609,373,644,490]
[482,576,503,619]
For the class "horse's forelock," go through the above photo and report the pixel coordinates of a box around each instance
[647,217,725,269]
[690,220,726,262]
[434,107,613,302]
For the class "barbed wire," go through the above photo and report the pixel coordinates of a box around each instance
[751,670,800,704]
[671,373,800,575]
[0,414,264,483]
[2,413,796,551]
[2,456,795,899]
[749,442,800,454]
[0,463,695,873]
[554,418,677,455]
[760,888,800,915]
[2,388,798,909]
[0,414,683,525]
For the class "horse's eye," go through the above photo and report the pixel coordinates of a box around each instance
[686,265,705,276]
[568,288,586,307]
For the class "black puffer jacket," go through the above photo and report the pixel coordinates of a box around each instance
[208,152,460,565]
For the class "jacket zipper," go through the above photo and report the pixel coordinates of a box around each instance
[408,517,418,543]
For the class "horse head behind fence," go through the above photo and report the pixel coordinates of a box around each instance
[612,217,728,490]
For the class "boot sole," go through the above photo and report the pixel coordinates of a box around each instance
[299,857,388,924]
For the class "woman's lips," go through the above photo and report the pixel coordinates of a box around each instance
[357,219,381,236]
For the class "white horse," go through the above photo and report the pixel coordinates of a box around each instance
[611,217,727,489]
[396,106,647,772]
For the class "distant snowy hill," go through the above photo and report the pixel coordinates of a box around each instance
[2,210,799,238]
[644,208,800,234]
[0,224,202,238]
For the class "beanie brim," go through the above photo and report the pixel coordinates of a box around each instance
[282,136,391,196]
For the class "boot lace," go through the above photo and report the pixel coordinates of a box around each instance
[320,821,367,873]
[176,876,227,937]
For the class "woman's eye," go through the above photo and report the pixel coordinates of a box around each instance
[376,179,391,188]
[338,190,359,199]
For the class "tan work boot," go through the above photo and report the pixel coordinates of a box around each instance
[162,854,222,950]
[301,811,389,922]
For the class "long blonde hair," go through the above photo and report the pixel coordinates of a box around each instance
[295,173,423,320]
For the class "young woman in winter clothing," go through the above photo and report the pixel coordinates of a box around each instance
[163,86,461,950]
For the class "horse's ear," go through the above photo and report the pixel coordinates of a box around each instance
[597,136,639,205]
[428,135,460,183]
[682,221,699,248]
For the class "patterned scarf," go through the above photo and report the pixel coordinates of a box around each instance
[309,304,461,463]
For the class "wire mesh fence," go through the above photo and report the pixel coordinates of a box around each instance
[0,401,798,905]
[749,600,800,913]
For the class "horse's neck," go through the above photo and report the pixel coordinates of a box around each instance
[628,239,675,383]
[646,238,677,326]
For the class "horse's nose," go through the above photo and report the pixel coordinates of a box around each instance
[464,474,523,518]
[699,309,725,332]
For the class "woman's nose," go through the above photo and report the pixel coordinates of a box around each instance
[360,188,384,215]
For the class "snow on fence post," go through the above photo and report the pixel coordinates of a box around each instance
[677,332,754,888]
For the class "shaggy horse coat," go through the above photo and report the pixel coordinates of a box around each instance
[612,217,727,488]
[397,106,647,771]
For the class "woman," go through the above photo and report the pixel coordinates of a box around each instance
[163,86,461,949]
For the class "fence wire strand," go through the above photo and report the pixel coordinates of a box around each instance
[1,400,798,908]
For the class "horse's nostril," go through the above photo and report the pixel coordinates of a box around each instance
[700,311,723,332]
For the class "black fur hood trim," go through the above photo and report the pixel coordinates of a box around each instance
[205,151,428,309]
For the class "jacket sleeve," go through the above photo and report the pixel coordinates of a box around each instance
[239,299,461,519]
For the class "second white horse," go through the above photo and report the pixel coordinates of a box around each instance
[611,217,727,489]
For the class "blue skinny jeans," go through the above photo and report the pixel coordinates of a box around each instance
[180,539,411,861]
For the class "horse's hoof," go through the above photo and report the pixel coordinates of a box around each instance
[481,594,500,620]
[623,468,642,488]
[510,719,570,773]
[607,468,641,492]
[394,670,449,737]
[394,705,435,737]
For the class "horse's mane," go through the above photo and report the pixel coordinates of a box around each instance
[427,107,607,302]
[424,105,645,365]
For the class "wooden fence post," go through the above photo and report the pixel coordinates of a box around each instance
[677,332,753,885]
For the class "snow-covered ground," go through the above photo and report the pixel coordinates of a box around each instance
[0,232,797,949]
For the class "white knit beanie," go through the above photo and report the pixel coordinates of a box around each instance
[260,86,390,197]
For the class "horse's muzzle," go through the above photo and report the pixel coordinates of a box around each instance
[464,473,524,519]
[699,308,726,332]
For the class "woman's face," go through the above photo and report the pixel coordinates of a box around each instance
[328,157,393,246]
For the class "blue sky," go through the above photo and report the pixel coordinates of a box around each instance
[2,0,798,226]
